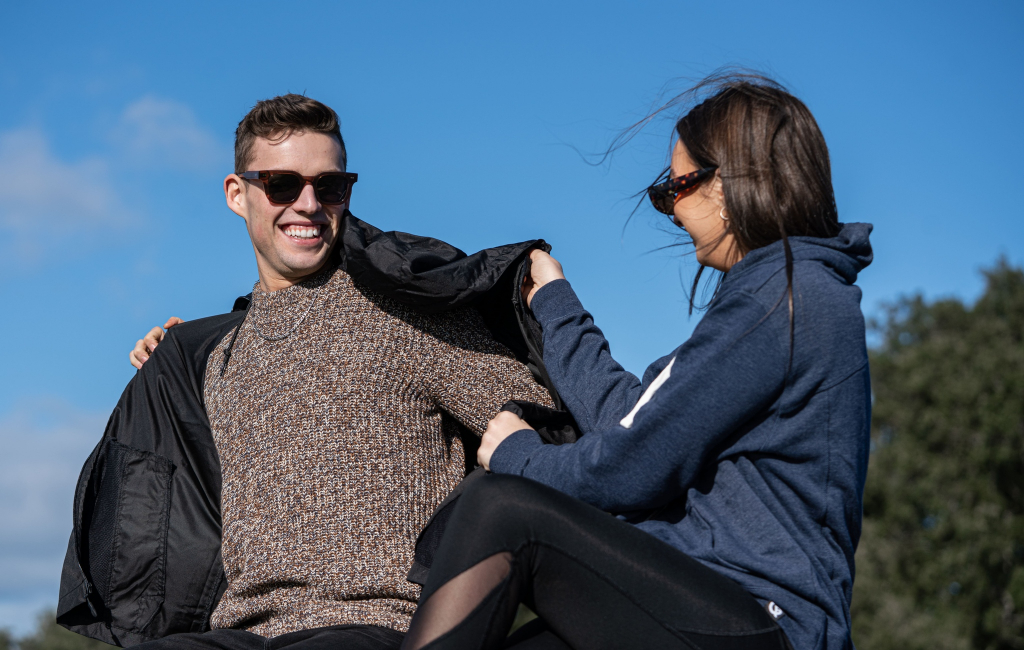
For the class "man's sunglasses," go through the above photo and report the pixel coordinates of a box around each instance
[647,167,718,215]
[240,170,358,206]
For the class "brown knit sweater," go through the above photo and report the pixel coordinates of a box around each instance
[203,262,552,637]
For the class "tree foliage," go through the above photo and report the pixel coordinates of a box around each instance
[0,613,111,650]
[852,258,1024,650]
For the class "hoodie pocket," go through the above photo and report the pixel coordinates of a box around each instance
[86,439,174,633]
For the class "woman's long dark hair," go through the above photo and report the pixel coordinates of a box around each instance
[615,71,840,363]
[607,71,840,370]
[674,73,840,313]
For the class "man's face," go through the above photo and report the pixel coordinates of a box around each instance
[225,131,348,291]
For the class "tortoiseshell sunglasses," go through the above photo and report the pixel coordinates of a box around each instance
[240,170,358,206]
[647,167,718,215]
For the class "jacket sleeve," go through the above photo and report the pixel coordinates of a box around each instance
[57,313,238,646]
[490,286,789,513]
[527,280,648,433]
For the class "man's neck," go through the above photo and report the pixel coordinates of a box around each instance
[258,264,326,293]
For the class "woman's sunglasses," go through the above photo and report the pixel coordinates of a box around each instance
[647,167,718,215]
[239,170,358,206]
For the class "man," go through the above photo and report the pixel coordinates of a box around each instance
[59,95,557,650]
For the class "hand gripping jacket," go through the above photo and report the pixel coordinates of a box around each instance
[57,212,579,646]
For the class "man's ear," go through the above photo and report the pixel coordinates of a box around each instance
[225,174,248,219]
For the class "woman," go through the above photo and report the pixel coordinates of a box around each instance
[400,74,873,650]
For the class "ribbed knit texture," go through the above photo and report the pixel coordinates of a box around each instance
[203,262,551,637]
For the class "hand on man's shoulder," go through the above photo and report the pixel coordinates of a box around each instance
[130,316,184,368]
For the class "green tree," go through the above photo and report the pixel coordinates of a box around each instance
[852,259,1024,650]
[8,612,111,650]
[1,628,13,650]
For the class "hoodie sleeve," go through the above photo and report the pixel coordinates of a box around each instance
[490,283,789,512]
[526,280,647,433]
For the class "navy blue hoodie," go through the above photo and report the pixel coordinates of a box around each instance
[491,223,874,650]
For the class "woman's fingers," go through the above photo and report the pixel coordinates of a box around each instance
[524,249,566,308]
[164,316,184,329]
[520,274,537,305]
[529,249,565,284]
[478,411,535,470]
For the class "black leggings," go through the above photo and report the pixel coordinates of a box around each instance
[401,474,792,650]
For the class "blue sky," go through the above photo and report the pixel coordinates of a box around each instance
[0,0,1021,635]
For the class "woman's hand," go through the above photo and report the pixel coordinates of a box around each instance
[478,411,535,471]
[522,249,565,308]
[130,317,185,369]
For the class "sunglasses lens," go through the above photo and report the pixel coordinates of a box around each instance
[266,173,303,204]
[648,186,673,215]
[315,175,350,204]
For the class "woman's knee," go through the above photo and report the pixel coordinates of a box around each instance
[455,474,555,532]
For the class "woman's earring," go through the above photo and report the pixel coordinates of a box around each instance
[720,207,729,221]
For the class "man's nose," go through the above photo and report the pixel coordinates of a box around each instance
[291,182,321,214]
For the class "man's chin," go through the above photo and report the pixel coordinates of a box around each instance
[255,238,338,290]
[275,250,335,282]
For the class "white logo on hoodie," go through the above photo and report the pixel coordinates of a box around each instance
[620,357,675,428]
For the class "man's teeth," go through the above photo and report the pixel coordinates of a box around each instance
[284,225,320,239]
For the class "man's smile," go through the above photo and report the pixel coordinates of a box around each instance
[280,223,324,243]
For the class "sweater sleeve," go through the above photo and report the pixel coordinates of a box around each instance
[490,286,789,513]
[528,280,646,433]
[417,307,554,435]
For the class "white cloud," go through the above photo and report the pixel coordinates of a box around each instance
[0,97,223,265]
[114,96,227,170]
[0,398,106,620]
[0,128,137,261]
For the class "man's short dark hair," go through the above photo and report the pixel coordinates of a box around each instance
[234,94,347,173]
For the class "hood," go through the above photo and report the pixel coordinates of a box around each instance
[731,222,873,285]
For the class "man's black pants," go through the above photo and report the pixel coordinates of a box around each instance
[133,625,404,650]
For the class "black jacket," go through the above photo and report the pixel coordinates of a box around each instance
[57,212,578,646]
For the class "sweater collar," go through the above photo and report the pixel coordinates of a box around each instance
[250,262,338,339]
